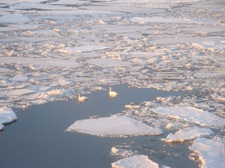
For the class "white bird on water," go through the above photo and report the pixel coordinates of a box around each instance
[109,87,118,98]
[77,94,88,103]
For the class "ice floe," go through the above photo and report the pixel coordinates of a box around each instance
[66,115,163,137]
[0,57,80,68]
[112,155,159,168]
[189,137,225,168]
[0,14,30,23]
[152,106,225,127]
[0,107,17,130]
[86,58,131,68]
[131,17,200,24]
[162,127,213,143]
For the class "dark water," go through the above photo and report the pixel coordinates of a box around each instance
[0,85,197,168]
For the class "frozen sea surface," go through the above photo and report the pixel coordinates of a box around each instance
[1,0,225,167]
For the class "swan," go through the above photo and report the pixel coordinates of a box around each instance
[77,94,88,103]
[109,87,118,97]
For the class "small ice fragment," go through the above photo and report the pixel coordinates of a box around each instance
[66,115,163,137]
[162,127,213,143]
[111,155,159,168]
[0,107,17,130]
[111,147,134,157]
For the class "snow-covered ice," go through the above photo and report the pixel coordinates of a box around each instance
[189,137,225,168]
[66,115,163,137]
[0,107,17,130]
[112,155,159,168]
[152,106,225,127]
[162,127,213,143]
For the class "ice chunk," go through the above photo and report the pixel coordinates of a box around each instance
[162,127,213,143]
[189,138,225,168]
[111,155,159,168]
[0,107,17,130]
[86,58,131,68]
[111,147,134,157]
[152,106,225,127]
[0,14,30,23]
[66,115,163,137]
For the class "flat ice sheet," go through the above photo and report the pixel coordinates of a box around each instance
[152,106,225,127]
[0,108,17,130]
[189,138,225,168]
[0,14,30,23]
[66,115,163,137]
[162,127,213,143]
[131,17,200,24]
[111,155,159,168]
[86,58,131,68]
[0,57,80,68]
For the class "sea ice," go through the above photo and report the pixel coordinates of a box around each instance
[50,0,87,5]
[0,107,17,130]
[66,115,163,137]
[111,147,134,157]
[189,137,225,168]
[162,127,213,143]
[65,45,109,53]
[111,155,159,168]
[86,58,131,68]
[152,106,225,127]
[0,14,30,23]
[0,57,80,68]
[131,17,199,24]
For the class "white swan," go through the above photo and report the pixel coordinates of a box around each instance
[109,87,118,98]
[77,94,88,103]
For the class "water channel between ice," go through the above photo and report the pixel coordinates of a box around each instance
[0,85,197,168]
